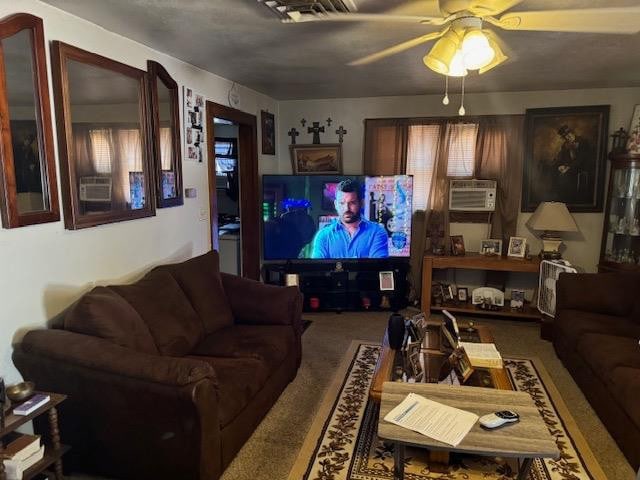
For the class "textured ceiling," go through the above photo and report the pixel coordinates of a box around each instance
[41,0,640,100]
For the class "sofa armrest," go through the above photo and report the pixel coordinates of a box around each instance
[221,273,303,329]
[18,329,217,387]
[556,272,636,317]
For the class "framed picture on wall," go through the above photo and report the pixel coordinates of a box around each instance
[522,105,610,212]
[290,144,342,175]
[261,110,275,155]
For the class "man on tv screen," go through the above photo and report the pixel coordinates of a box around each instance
[311,179,389,259]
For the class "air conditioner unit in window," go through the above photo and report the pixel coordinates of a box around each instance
[449,179,496,212]
[79,176,112,202]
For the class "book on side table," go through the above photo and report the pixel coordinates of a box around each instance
[0,433,44,480]
[459,342,503,369]
[12,394,50,416]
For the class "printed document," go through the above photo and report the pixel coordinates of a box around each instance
[384,393,478,446]
[459,341,503,369]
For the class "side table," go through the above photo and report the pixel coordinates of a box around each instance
[1,392,69,480]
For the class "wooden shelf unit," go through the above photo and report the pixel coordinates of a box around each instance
[421,253,541,321]
[1,392,68,480]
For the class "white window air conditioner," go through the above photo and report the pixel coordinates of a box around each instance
[79,176,112,202]
[449,179,497,212]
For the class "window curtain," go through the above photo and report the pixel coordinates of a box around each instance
[72,125,97,178]
[115,128,143,208]
[363,119,406,175]
[160,127,173,170]
[474,115,525,252]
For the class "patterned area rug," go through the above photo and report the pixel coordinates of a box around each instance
[289,342,606,480]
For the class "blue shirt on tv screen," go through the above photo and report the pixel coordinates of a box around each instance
[310,218,389,259]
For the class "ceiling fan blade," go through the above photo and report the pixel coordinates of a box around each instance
[348,30,445,66]
[284,11,445,25]
[496,7,640,34]
[467,0,524,17]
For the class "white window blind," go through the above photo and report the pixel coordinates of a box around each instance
[407,124,441,212]
[89,129,113,174]
[446,123,478,177]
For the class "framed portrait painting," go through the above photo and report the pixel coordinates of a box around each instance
[522,105,610,212]
[290,144,342,175]
[261,110,275,155]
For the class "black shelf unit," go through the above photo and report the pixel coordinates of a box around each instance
[263,260,410,312]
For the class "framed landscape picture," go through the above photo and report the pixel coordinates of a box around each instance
[290,144,342,175]
[522,105,610,212]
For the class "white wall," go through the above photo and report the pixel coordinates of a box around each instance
[277,87,640,273]
[0,0,278,383]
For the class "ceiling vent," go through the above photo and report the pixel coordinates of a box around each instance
[258,0,357,22]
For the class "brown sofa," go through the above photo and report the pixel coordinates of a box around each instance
[13,251,303,480]
[554,272,640,470]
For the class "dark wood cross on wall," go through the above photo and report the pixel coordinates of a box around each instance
[308,122,324,145]
[336,125,348,144]
[288,127,299,145]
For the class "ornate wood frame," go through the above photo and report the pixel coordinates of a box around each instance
[0,13,59,228]
[147,60,183,208]
[51,41,155,229]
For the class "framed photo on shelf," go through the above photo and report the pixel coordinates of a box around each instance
[507,236,527,258]
[379,271,395,291]
[480,239,502,256]
[457,287,468,302]
[450,235,465,256]
[521,105,609,212]
[290,144,342,175]
[510,289,525,310]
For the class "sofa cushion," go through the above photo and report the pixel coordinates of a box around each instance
[163,251,234,334]
[610,366,640,429]
[111,269,204,356]
[555,310,640,349]
[186,356,269,427]
[576,333,640,384]
[64,286,158,355]
[191,325,295,373]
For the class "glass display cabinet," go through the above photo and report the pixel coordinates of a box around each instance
[599,153,640,272]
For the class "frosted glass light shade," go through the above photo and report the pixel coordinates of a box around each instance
[461,30,495,70]
[424,30,460,75]
[448,50,467,77]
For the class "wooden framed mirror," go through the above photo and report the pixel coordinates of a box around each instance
[51,41,155,229]
[147,60,183,208]
[0,13,59,228]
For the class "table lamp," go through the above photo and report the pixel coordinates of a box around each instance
[526,202,578,259]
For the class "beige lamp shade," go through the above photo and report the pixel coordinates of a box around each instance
[527,202,579,232]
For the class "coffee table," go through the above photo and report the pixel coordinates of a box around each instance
[378,382,559,480]
[369,320,511,404]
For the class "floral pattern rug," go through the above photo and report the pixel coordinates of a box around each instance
[290,343,605,480]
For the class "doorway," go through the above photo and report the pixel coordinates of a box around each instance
[205,101,260,280]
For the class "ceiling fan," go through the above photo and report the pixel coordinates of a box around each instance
[259,0,640,77]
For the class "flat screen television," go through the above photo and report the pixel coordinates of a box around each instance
[262,174,413,261]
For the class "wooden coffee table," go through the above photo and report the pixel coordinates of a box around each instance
[369,320,511,404]
[378,382,559,480]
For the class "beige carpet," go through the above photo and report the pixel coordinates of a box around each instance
[71,311,635,479]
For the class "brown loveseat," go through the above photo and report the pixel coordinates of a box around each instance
[13,251,303,480]
[553,272,640,470]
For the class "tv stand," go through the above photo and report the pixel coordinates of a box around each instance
[263,260,409,312]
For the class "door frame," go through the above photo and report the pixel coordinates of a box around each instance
[205,101,260,280]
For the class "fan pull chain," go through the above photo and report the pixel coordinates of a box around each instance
[458,76,466,116]
[442,75,450,105]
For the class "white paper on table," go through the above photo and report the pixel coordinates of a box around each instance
[384,393,478,446]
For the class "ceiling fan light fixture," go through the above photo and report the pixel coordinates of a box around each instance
[448,49,468,77]
[461,29,495,70]
[478,36,507,74]
[423,30,460,75]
